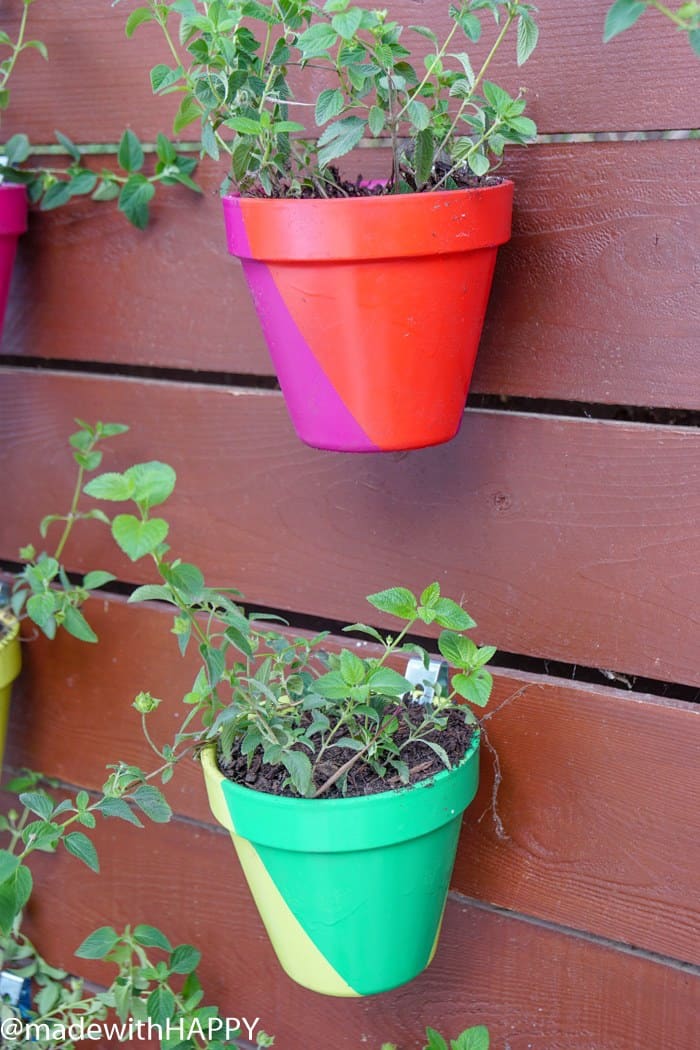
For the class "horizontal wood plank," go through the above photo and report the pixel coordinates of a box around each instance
[2,142,698,411]
[0,1,696,142]
[1,369,698,684]
[11,803,699,1050]
[5,594,700,964]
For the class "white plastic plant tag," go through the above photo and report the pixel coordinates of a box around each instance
[404,657,449,704]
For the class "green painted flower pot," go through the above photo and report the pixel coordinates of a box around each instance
[0,609,21,769]
[202,732,479,997]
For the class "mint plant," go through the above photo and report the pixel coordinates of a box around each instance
[118,0,538,196]
[1,1,199,227]
[79,460,495,799]
[604,1,700,54]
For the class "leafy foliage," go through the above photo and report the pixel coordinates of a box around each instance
[78,460,495,799]
[0,917,273,1048]
[7,421,128,642]
[382,1024,490,1050]
[604,0,700,55]
[0,4,199,225]
[116,0,539,196]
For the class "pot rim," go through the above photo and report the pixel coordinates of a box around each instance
[223,177,513,208]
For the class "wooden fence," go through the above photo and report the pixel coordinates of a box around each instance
[1,1,698,1047]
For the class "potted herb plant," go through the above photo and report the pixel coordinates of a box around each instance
[0,1,200,337]
[80,460,497,996]
[120,0,539,452]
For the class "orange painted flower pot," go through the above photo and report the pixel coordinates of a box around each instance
[223,181,513,452]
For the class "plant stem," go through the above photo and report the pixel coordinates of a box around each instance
[648,1,696,28]
[0,1,30,92]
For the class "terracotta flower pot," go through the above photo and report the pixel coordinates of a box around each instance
[223,182,513,453]
[0,183,28,336]
[201,732,479,997]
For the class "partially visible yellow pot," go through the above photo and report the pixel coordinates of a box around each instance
[0,609,21,768]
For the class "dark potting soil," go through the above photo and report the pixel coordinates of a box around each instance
[250,164,503,199]
[216,704,477,799]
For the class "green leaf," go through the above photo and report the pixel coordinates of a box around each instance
[368,105,385,137]
[169,944,202,974]
[689,28,700,56]
[54,129,81,162]
[18,790,54,820]
[84,471,132,501]
[452,1025,490,1050]
[369,667,413,695]
[517,14,539,65]
[425,1026,449,1050]
[40,180,73,210]
[96,796,143,827]
[26,592,57,638]
[0,864,32,932]
[83,570,116,590]
[25,39,49,61]
[313,671,349,700]
[507,115,537,138]
[414,127,435,187]
[166,562,203,600]
[129,584,173,604]
[297,23,338,58]
[118,129,145,173]
[112,515,169,561]
[317,116,366,167]
[366,586,418,621]
[432,598,476,630]
[131,784,173,823]
[64,832,100,872]
[407,99,430,132]
[603,0,646,41]
[482,80,512,114]
[282,750,313,796]
[0,851,20,884]
[452,668,493,707]
[147,985,176,1027]
[63,605,98,644]
[438,630,476,668]
[93,178,121,202]
[134,924,173,951]
[173,93,201,133]
[332,8,363,39]
[75,926,119,959]
[126,6,155,37]
[3,133,30,165]
[339,649,366,686]
[315,88,345,125]
[68,170,98,196]
[151,63,184,94]
[124,461,176,509]
[227,116,263,135]
[118,175,156,230]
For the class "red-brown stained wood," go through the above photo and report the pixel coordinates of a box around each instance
[0,1,696,142]
[2,142,698,411]
[14,807,700,1050]
[5,595,700,965]
[1,369,699,684]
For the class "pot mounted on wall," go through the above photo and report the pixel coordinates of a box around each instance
[0,183,27,336]
[201,733,479,997]
[0,608,21,769]
[223,182,512,453]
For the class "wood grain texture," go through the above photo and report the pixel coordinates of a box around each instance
[1,369,699,684]
[5,594,700,964]
[2,142,698,411]
[0,1,696,142]
[11,805,699,1050]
